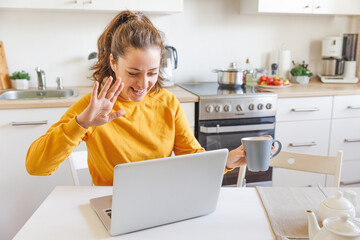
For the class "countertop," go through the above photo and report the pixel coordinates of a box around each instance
[261,78,360,98]
[0,85,199,110]
[1,78,360,109]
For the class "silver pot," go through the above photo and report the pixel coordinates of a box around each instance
[213,63,246,87]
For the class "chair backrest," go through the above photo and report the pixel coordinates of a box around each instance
[67,151,89,186]
[237,151,343,188]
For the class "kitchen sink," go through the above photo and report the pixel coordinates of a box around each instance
[0,89,79,100]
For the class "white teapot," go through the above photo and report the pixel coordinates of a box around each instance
[307,210,360,240]
[318,190,357,222]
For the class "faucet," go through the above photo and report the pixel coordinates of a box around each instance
[35,67,46,90]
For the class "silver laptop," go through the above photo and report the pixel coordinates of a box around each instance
[90,149,229,236]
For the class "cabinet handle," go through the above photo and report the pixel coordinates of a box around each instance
[304,5,310,8]
[74,0,78,3]
[11,120,48,126]
[344,138,360,143]
[316,6,321,9]
[291,107,319,112]
[341,180,360,186]
[84,0,93,3]
[347,105,360,109]
[289,141,317,147]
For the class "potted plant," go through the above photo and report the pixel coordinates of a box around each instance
[10,70,30,90]
[290,62,313,84]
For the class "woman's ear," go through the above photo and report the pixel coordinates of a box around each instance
[109,54,116,71]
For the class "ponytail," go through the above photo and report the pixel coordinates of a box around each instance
[91,10,165,92]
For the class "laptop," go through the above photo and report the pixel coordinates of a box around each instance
[90,148,229,236]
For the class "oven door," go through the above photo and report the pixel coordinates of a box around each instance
[197,117,275,186]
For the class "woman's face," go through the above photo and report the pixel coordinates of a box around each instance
[110,46,161,102]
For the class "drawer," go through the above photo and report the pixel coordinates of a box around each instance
[276,97,332,122]
[275,120,330,156]
[329,118,360,161]
[333,95,360,119]
[340,159,360,184]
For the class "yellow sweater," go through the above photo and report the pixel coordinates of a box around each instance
[26,89,205,186]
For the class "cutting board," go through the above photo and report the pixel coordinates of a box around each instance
[0,41,11,90]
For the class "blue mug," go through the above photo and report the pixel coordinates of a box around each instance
[242,136,282,172]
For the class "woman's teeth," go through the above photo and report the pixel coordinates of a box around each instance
[132,88,145,94]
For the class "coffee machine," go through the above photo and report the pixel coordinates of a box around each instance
[319,34,359,83]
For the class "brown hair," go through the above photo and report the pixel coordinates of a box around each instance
[91,10,165,92]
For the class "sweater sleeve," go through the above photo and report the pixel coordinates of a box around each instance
[25,94,93,176]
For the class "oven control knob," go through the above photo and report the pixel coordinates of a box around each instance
[257,104,263,110]
[236,105,243,112]
[205,105,214,113]
[215,105,221,112]
[266,103,272,110]
[224,105,231,112]
[248,104,255,111]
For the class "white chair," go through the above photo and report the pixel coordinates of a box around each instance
[237,151,343,188]
[67,151,91,186]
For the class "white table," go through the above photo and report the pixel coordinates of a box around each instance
[14,186,275,240]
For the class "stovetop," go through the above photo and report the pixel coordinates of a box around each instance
[178,82,276,98]
[178,82,278,120]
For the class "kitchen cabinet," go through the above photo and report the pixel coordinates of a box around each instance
[0,0,183,13]
[240,0,360,15]
[274,96,333,187]
[181,102,195,133]
[0,101,195,239]
[0,107,73,240]
[329,95,360,187]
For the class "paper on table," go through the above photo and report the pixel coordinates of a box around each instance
[256,187,360,240]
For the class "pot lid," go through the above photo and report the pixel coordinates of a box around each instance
[323,191,354,210]
[213,62,243,72]
[324,214,360,236]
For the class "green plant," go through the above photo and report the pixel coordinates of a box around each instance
[10,70,30,80]
[290,65,313,77]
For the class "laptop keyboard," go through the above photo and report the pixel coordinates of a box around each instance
[104,208,112,219]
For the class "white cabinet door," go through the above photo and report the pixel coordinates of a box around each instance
[276,97,332,122]
[181,103,195,133]
[329,118,360,161]
[83,0,183,13]
[340,159,360,185]
[275,120,331,155]
[332,95,360,119]
[257,0,313,14]
[0,0,183,13]
[312,0,336,14]
[0,108,73,240]
[0,0,83,10]
[273,119,330,187]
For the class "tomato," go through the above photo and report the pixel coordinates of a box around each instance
[266,77,274,85]
[261,81,268,85]
[257,80,262,85]
[283,79,290,86]
[259,75,268,82]
[274,79,283,86]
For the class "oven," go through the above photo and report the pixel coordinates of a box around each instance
[197,116,275,186]
[179,82,278,186]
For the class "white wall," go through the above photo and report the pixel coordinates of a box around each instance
[0,0,352,88]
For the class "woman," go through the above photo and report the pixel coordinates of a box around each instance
[26,10,246,186]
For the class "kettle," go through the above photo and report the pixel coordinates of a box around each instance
[161,45,178,87]
[307,210,360,240]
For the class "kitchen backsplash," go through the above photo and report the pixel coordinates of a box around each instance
[0,0,354,87]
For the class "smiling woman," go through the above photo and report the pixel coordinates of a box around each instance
[25,10,248,186]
